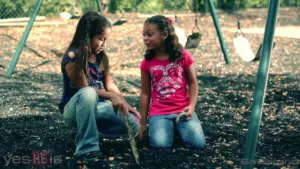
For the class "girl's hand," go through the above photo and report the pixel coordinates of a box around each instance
[110,93,123,110]
[128,106,142,120]
[122,102,141,118]
[122,101,131,115]
[121,102,142,123]
[135,125,147,140]
[183,104,195,120]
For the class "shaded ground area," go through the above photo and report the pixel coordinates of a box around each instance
[0,7,300,169]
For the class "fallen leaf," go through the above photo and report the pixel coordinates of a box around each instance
[227,160,233,165]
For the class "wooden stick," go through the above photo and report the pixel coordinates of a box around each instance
[119,109,140,165]
[176,112,187,123]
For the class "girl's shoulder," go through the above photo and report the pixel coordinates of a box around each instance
[65,48,77,57]
[175,49,193,63]
[141,57,156,65]
[177,49,194,69]
[63,48,78,61]
[140,57,158,73]
[181,49,193,59]
[62,48,78,68]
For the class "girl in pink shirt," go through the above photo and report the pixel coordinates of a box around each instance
[136,15,205,149]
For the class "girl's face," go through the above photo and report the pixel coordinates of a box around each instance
[91,26,111,54]
[143,23,165,50]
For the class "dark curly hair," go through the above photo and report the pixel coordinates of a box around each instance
[144,15,183,62]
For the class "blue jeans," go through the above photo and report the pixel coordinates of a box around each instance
[148,113,205,149]
[63,87,139,156]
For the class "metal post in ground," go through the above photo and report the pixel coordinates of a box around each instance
[6,0,43,76]
[95,0,103,13]
[241,0,280,168]
[208,0,231,64]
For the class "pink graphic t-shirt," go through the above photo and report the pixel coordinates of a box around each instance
[140,49,194,116]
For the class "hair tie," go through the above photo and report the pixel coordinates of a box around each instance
[167,17,174,25]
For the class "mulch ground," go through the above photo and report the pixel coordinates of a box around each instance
[0,7,299,169]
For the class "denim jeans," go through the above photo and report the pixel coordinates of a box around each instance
[148,113,205,149]
[63,87,139,156]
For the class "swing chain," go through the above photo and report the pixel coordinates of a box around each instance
[236,0,241,21]
[192,0,201,34]
[235,22,245,37]
[174,0,179,25]
[237,20,241,30]
[235,0,245,37]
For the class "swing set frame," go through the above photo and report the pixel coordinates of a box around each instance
[4,1,280,168]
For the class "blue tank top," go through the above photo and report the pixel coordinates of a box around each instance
[58,49,106,114]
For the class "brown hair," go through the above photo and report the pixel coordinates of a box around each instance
[65,11,111,76]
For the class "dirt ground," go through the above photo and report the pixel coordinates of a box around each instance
[0,7,299,169]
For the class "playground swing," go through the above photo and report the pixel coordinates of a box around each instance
[184,0,203,49]
[112,10,127,26]
[111,0,128,26]
[95,0,127,26]
[233,2,275,62]
[173,0,202,49]
[185,16,203,49]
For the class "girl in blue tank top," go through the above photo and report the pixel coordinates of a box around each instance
[58,11,141,162]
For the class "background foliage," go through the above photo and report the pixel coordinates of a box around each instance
[0,0,299,18]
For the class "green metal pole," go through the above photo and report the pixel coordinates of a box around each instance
[207,0,231,64]
[95,0,103,13]
[241,1,279,169]
[6,0,43,76]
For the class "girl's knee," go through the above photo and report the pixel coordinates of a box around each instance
[78,87,98,103]
[150,138,173,148]
[99,103,115,115]
[150,132,173,148]
[183,135,206,149]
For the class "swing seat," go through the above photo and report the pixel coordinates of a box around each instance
[113,18,127,26]
[185,32,202,49]
[233,36,257,62]
[174,26,187,47]
[185,24,202,49]
[60,12,72,20]
[233,36,276,62]
[112,11,127,26]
